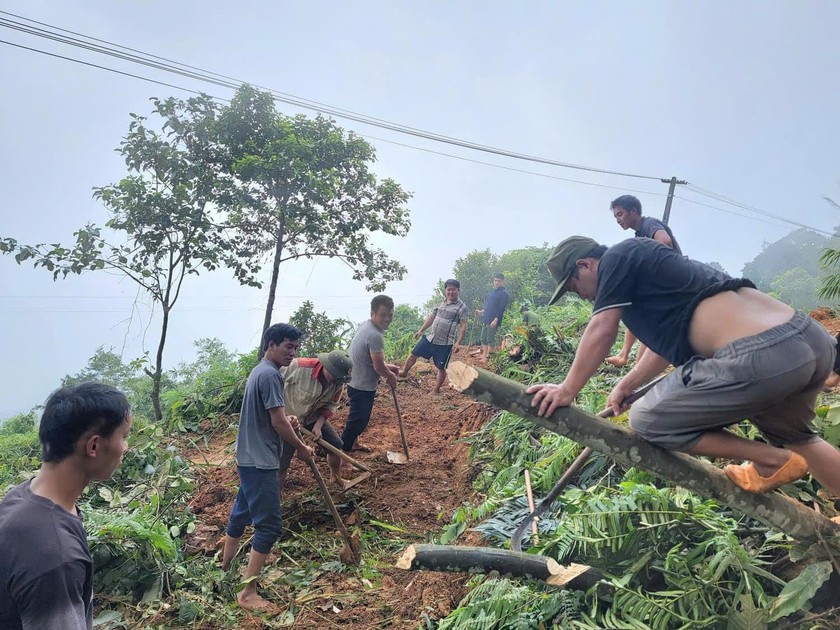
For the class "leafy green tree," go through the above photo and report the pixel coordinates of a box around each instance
[497,244,555,305]
[383,304,425,360]
[289,300,354,356]
[62,346,143,389]
[741,228,830,291]
[1,95,258,421]
[771,267,821,310]
[217,85,412,348]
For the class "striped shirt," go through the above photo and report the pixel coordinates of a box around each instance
[425,299,468,345]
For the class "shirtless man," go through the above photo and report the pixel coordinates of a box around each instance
[530,235,840,496]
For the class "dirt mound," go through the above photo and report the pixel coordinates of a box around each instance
[185,354,495,628]
[811,307,840,336]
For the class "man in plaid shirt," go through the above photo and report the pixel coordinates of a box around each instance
[400,279,468,393]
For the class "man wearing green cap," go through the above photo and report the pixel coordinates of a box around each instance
[280,350,353,489]
[529,235,840,496]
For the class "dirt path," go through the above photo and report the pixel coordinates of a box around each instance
[185,357,495,628]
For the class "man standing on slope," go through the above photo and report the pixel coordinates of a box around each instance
[280,349,354,489]
[400,279,468,393]
[529,235,840,497]
[221,323,315,612]
[475,272,511,362]
[606,194,683,368]
[0,383,132,630]
[341,295,400,460]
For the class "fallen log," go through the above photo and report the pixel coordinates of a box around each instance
[396,544,600,590]
[447,361,840,543]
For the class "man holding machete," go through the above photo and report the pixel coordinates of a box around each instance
[528,235,840,496]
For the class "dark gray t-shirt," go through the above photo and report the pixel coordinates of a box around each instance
[592,238,753,366]
[635,216,683,255]
[0,479,93,630]
[235,358,287,469]
[349,320,385,391]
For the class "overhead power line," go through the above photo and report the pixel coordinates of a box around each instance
[1,12,836,238]
[0,11,664,181]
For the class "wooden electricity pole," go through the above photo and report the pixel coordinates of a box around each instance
[661,176,687,225]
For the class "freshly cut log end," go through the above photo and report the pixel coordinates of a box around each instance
[395,545,417,570]
[447,361,479,392]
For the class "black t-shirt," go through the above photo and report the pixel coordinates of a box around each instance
[0,479,93,630]
[593,238,754,366]
[635,216,683,255]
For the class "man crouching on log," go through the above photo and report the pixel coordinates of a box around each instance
[528,235,840,496]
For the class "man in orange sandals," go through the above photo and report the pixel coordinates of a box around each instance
[529,235,840,496]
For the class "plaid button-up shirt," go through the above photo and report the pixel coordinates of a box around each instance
[425,299,468,345]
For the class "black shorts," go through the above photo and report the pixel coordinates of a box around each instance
[412,335,454,369]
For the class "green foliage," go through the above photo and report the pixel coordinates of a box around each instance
[767,561,832,621]
[288,300,354,356]
[0,430,40,490]
[496,244,555,305]
[437,577,582,629]
[383,303,425,361]
[163,339,257,432]
[770,266,822,310]
[741,228,832,292]
[0,410,36,436]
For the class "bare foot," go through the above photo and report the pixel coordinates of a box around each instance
[605,355,628,368]
[329,477,351,491]
[352,441,373,453]
[237,591,279,613]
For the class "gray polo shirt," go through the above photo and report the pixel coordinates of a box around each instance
[349,319,385,391]
[235,358,287,469]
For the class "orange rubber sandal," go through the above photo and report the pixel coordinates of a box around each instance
[723,452,808,493]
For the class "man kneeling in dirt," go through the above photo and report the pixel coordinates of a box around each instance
[529,235,840,497]
[221,323,314,612]
[280,350,353,489]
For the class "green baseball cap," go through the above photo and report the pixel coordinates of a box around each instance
[546,236,601,305]
[317,350,353,383]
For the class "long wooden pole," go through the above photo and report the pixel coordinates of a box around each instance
[447,361,840,542]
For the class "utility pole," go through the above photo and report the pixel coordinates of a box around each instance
[661,176,687,225]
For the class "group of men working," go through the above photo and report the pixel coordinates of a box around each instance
[4,193,840,624]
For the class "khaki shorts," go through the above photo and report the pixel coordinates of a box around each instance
[629,312,834,450]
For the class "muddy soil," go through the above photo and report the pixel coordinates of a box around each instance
[185,355,496,629]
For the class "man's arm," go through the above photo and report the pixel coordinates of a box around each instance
[527,307,623,416]
[310,388,342,438]
[606,349,671,415]
[415,312,437,338]
[652,230,674,249]
[269,407,313,461]
[371,351,398,389]
[15,563,90,630]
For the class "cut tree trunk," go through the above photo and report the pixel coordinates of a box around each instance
[396,544,600,590]
[447,361,840,543]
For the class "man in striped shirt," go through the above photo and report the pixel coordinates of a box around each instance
[400,279,468,393]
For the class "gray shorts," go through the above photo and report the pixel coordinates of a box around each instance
[629,311,834,450]
[481,324,499,346]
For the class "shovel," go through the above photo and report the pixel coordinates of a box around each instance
[298,433,362,565]
[386,386,410,464]
[510,373,667,552]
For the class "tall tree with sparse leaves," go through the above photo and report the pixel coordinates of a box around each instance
[1,95,259,422]
[217,85,412,350]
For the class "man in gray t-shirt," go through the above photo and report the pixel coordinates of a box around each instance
[340,295,400,457]
[221,323,314,613]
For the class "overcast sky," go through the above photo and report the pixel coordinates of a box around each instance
[2,1,840,417]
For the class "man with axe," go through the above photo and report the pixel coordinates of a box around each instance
[280,350,354,490]
[529,236,840,497]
